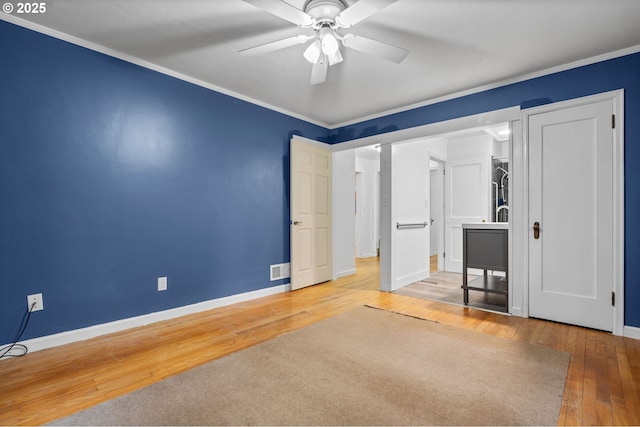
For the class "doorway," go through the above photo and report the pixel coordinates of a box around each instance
[389,123,511,312]
[331,107,521,310]
[354,146,380,259]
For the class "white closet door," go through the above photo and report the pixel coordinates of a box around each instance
[528,97,614,331]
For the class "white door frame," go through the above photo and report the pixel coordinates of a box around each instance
[521,90,624,335]
[330,106,521,293]
[429,154,446,272]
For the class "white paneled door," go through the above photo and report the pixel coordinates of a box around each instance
[444,158,490,273]
[528,96,615,331]
[290,138,332,291]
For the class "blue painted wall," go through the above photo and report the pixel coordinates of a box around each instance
[328,52,640,328]
[2,18,639,346]
[0,20,328,344]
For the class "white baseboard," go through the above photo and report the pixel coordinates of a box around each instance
[508,307,524,318]
[357,252,378,258]
[334,268,357,279]
[15,283,291,354]
[393,269,430,292]
[623,325,640,340]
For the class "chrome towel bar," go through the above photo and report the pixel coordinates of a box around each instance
[396,222,428,229]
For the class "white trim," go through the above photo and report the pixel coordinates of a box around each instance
[428,153,446,273]
[393,269,430,292]
[509,119,526,318]
[3,14,639,129]
[334,268,357,279]
[613,91,625,336]
[11,283,290,355]
[331,107,521,152]
[331,45,640,129]
[521,89,625,335]
[0,14,328,128]
[358,252,378,258]
[623,326,640,340]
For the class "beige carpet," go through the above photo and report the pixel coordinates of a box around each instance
[51,306,569,426]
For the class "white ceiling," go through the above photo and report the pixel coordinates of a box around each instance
[5,0,640,127]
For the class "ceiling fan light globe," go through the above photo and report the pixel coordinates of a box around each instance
[303,40,322,64]
[321,32,340,56]
[328,49,343,66]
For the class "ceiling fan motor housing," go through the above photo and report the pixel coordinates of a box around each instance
[304,0,348,25]
[240,0,408,84]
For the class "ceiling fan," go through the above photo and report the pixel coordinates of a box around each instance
[239,0,409,84]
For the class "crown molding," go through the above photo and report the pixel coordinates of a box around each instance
[3,14,639,131]
[0,14,331,129]
[330,44,640,129]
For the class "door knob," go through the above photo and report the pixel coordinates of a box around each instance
[533,222,540,239]
[293,221,302,225]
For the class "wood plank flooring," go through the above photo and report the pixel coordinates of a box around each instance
[396,271,508,312]
[0,257,639,426]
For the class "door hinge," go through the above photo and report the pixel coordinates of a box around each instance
[443,169,446,175]
[443,252,446,258]
[612,114,616,129]
[612,291,615,306]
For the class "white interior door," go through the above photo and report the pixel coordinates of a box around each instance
[290,137,332,291]
[528,97,614,331]
[444,158,490,273]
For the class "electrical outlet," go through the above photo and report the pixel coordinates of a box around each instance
[27,293,44,312]
[158,277,167,291]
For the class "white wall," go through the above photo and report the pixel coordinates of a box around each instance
[447,133,493,159]
[332,149,356,278]
[493,138,509,159]
[426,137,448,160]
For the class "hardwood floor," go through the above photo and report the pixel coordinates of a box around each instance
[395,271,508,312]
[1,257,639,426]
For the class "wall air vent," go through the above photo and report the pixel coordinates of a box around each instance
[270,263,291,281]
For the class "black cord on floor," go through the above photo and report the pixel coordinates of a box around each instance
[0,302,36,359]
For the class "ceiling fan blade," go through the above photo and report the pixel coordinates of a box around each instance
[242,0,314,27]
[239,34,310,55]
[342,34,408,63]
[335,0,398,27]
[310,56,328,85]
